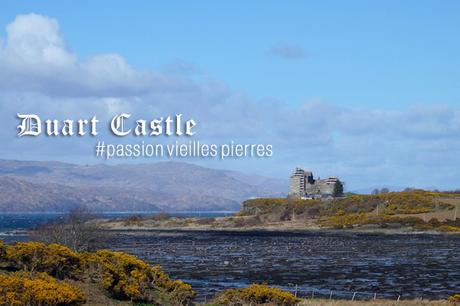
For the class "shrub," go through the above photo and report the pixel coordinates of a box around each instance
[0,240,6,259]
[318,213,460,232]
[232,217,245,227]
[31,207,102,252]
[437,225,460,232]
[449,293,460,302]
[306,206,321,218]
[0,272,86,305]
[5,241,47,273]
[5,242,82,279]
[242,190,456,222]
[152,213,171,221]
[41,244,82,279]
[214,283,300,306]
[196,217,215,225]
[123,215,145,226]
[1,240,195,305]
[445,218,460,227]
[244,215,263,227]
[84,250,195,305]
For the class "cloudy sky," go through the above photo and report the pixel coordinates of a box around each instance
[1,1,459,191]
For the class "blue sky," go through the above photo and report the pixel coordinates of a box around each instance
[0,1,459,190]
[2,1,459,107]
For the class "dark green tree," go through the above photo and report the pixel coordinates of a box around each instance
[333,179,344,197]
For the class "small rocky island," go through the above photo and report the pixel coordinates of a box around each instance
[100,169,460,233]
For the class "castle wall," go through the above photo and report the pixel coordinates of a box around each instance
[288,168,339,199]
[308,180,335,197]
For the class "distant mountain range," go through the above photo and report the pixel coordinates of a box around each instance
[0,160,287,212]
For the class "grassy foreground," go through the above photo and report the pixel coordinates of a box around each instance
[298,299,453,305]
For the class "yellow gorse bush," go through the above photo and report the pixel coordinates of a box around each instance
[243,190,455,218]
[449,293,460,302]
[0,240,195,306]
[215,283,300,306]
[320,213,460,231]
[82,249,195,305]
[242,190,460,232]
[5,241,82,279]
[0,272,86,306]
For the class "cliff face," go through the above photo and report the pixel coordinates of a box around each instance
[0,160,286,212]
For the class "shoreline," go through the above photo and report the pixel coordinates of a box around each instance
[99,223,460,236]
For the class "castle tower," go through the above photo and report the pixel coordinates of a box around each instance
[288,168,314,198]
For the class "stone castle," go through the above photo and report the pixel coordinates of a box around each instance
[288,168,342,199]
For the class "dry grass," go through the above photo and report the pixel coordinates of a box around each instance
[299,298,453,305]
[401,197,460,222]
[69,282,459,306]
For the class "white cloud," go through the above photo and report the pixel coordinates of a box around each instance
[0,14,459,190]
[0,14,194,97]
[268,42,307,60]
[2,14,76,71]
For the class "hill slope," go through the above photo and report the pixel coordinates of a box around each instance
[0,160,286,212]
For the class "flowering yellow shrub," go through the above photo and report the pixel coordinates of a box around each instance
[5,242,82,279]
[0,240,195,305]
[0,272,86,305]
[5,241,47,272]
[242,190,456,221]
[438,225,460,232]
[318,212,460,232]
[215,283,300,306]
[83,249,195,305]
[449,293,460,302]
